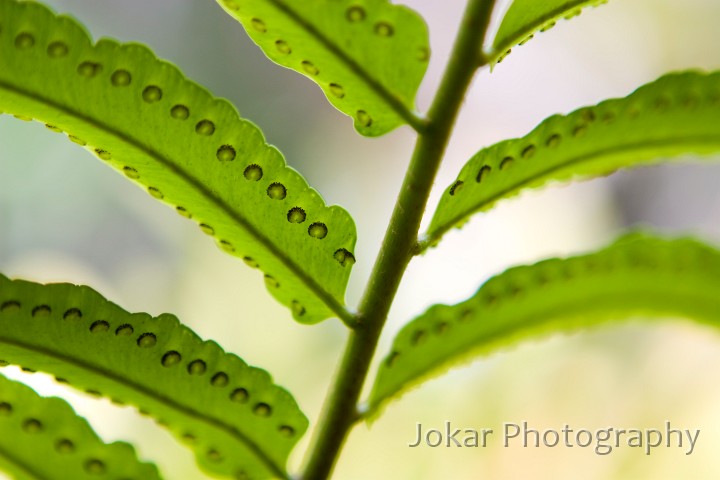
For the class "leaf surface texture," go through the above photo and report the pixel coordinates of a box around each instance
[427,71,720,245]
[370,234,720,413]
[0,274,308,479]
[491,0,609,63]
[0,374,161,480]
[217,0,429,136]
[0,0,356,324]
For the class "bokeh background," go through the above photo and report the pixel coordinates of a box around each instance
[2,0,720,478]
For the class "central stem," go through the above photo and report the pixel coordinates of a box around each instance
[299,1,497,478]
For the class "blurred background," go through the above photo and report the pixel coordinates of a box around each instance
[2,0,720,478]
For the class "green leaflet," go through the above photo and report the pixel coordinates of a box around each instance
[0,374,161,480]
[0,0,357,325]
[369,233,720,414]
[216,0,429,136]
[426,71,720,246]
[0,274,308,480]
[490,0,609,64]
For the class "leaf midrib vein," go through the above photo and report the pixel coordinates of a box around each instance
[0,79,351,324]
[374,289,720,409]
[492,0,598,56]
[0,335,288,479]
[428,135,720,242]
[262,0,423,130]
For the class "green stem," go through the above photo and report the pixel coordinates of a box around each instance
[299,1,497,478]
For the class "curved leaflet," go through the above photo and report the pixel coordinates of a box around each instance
[426,71,720,246]
[369,233,720,414]
[491,0,609,64]
[0,0,356,325]
[0,273,308,479]
[217,0,429,136]
[0,374,161,480]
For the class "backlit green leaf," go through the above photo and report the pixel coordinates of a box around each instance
[490,0,609,64]
[369,233,720,414]
[0,0,356,324]
[0,273,308,479]
[216,0,429,136]
[426,71,720,247]
[0,374,161,480]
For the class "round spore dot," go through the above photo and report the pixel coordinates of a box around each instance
[195,120,215,136]
[55,439,74,454]
[14,32,35,49]
[216,145,236,162]
[89,320,110,333]
[287,207,306,223]
[207,449,223,463]
[346,6,366,22]
[110,69,131,86]
[308,222,328,239]
[417,47,430,62]
[32,305,51,317]
[449,180,464,196]
[291,300,306,317]
[230,388,249,403]
[211,372,229,387]
[187,359,207,375]
[123,166,140,179]
[77,62,101,78]
[63,308,82,320]
[142,85,162,103]
[243,164,263,181]
[23,419,42,433]
[176,206,191,218]
[47,41,69,58]
[137,333,157,348]
[301,61,319,76]
[476,165,491,183]
[356,110,372,127]
[68,135,86,146]
[435,321,450,334]
[251,18,267,32]
[387,351,400,367]
[267,183,287,200]
[0,403,12,416]
[171,104,189,120]
[374,22,394,36]
[333,249,356,267]
[411,330,427,346]
[162,351,182,367]
[253,403,272,417]
[329,83,345,98]
[94,148,111,160]
[115,324,134,336]
[243,257,259,268]
[148,187,163,199]
[275,40,291,54]
[546,134,561,148]
[279,425,295,437]
[0,301,20,313]
[219,240,235,253]
[84,459,106,475]
[199,224,215,235]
